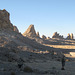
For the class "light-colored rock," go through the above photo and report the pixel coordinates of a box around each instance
[52,32,63,39]
[13,26,19,32]
[66,33,74,40]
[71,33,74,39]
[0,9,14,30]
[70,52,75,57]
[66,33,71,39]
[36,32,40,37]
[42,35,46,40]
[23,24,36,37]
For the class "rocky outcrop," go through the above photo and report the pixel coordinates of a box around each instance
[47,37,50,39]
[13,26,19,32]
[42,35,46,40]
[0,9,14,30]
[66,33,71,39]
[23,24,37,37]
[66,33,74,39]
[71,33,74,39]
[52,32,63,39]
[36,32,40,37]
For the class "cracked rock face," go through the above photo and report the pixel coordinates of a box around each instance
[0,9,14,30]
[23,24,37,37]
[52,32,63,39]
[70,33,74,39]
[13,26,19,32]
[66,33,74,40]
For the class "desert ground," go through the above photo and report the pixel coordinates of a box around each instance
[0,9,75,75]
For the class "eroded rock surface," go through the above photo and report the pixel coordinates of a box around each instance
[0,9,14,30]
[23,24,37,37]
[36,32,40,37]
[66,33,74,40]
[52,32,63,39]
[13,26,19,32]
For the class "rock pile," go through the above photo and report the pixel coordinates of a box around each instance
[52,32,63,39]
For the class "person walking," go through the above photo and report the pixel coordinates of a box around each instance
[17,58,24,70]
[61,55,65,70]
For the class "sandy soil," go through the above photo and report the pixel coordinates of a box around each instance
[0,60,75,75]
[44,44,75,49]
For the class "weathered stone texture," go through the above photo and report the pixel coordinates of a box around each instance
[66,33,74,39]
[71,33,74,39]
[23,24,37,37]
[52,32,63,39]
[13,26,19,32]
[36,32,40,37]
[0,9,14,30]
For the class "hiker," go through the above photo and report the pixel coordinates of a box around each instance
[18,58,24,69]
[61,55,65,70]
[51,50,54,59]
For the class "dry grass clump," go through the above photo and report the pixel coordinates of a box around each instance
[23,66,33,73]
[45,44,75,49]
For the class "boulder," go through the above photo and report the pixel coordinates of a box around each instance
[66,33,71,39]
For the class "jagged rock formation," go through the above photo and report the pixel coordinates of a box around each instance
[42,35,46,40]
[47,37,50,39]
[13,26,19,32]
[0,9,53,63]
[71,33,74,39]
[23,24,37,37]
[36,32,40,37]
[0,9,75,75]
[66,33,74,40]
[52,32,63,39]
[0,9,51,51]
[0,9,14,30]
[66,33,71,39]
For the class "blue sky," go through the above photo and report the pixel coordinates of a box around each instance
[0,0,75,38]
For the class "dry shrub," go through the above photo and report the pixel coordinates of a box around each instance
[23,66,33,72]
